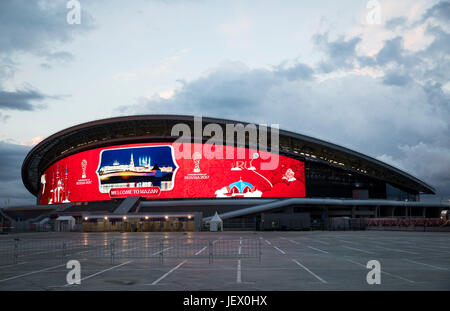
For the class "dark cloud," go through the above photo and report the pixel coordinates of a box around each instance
[275,63,314,81]
[0,141,35,206]
[0,0,94,56]
[382,71,411,86]
[421,0,450,23]
[0,88,52,111]
[385,17,407,29]
[0,141,29,182]
[313,33,361,72]
[375,37,404,65]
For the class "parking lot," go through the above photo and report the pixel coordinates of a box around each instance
[0,231,449,291]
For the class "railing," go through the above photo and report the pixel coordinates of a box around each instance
[0,237,261,266]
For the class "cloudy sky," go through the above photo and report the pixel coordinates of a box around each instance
[0,0,449,206]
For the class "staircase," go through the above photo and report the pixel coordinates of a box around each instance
[113,197,141,214]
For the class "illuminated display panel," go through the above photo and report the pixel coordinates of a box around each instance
[39,143,305,205]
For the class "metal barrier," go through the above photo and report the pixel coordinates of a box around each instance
[0,237,261,265]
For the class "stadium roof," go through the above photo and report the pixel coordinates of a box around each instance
[22,115,435,196]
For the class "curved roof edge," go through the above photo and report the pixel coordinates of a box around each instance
[22,114,436,195]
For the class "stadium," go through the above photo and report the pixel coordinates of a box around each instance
[1,115,449,232]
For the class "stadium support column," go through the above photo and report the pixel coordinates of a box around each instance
[194,212,202,232]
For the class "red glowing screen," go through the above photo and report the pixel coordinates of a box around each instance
[39,143,305,205]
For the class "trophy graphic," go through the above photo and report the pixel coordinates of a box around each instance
[41,174,46,194]
[81,159,87,178]
[192,152,202,173]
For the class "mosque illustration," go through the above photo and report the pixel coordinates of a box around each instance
[215,178,263,198]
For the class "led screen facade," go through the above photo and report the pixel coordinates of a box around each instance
[39,142,305,205]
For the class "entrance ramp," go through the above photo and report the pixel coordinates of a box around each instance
[113,197,141,215]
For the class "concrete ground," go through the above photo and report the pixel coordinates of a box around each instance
[0,231,449,291]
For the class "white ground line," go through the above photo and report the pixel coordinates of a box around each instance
[345,258,415,284]
[291,259,327,284]
[149,260,187,285]
[151,247,173,256]
[273,246,286,254]
[375,246,419,255]
[265,240,272,245]
[342,245,375,255]
[307,246,329,254]
[22,249,62,257]
[237,259,242,283]
[115,246,140,254]
[0,263,65,283]
[64,260,133,287]
[309,239,330,245]
[288,239,300,245]
[401,245,450,253]
[404,259,449,271]
[195,246,207,256]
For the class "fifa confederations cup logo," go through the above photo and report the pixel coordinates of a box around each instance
[192,152,202,173]
[81,159,87,178]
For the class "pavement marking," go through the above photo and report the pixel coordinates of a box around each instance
[265,240,272,245]
[0,263,65,283]
[273,246,286,254]
[374,245,419,255]
[64,260,133,287]
[151,247,173,256]
[288,239,300,245]
[237,259,242,283]
[291,259,327,284]
[149,260,188,285]
[212,237,223,244]
[307,246,329,254]
[194,246,207,256]
[342,245,375,255]
[404,259,449,271]
[344,258,415,284]
[309,239,330,245]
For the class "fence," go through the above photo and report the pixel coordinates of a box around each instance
[0,237,261,266]
[365,218,444,228]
